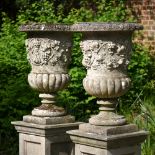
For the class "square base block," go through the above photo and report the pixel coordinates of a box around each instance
[12,121,81,155]
[67,123,148,155]
[23,115,75,125]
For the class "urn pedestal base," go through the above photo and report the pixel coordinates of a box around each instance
[89,112,126,126]
[12,121,81,155]
[89,99,127,126]
[67,123,148,155]
[32,102,66,117]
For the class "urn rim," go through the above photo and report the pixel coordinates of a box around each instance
[19,22,143,32]
[19,23,72,32]
[71,22,143,32]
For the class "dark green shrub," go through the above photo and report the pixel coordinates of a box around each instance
[0,14,40,154]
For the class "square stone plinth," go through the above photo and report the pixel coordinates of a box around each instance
[67,123,148,155]
[12,121,81,155]
[23,115,75,125]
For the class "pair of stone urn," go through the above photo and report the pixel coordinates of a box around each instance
[21,22,143,126]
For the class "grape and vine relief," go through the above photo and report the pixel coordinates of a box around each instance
[80,40,131,71]
[25,38,71,67]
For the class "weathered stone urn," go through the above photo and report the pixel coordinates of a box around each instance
[72,22,143,126]
[20,24,74,124]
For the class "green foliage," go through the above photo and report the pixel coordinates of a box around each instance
[0,13,40,154]
[17,1,58,23]
[124,96,155,155]
[120,44,153,110]
[0,0,154,154]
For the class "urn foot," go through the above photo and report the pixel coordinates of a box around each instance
[89,98,126,126]
[32,93,66,117]
[89,112,126,126]
[32,104,66,117]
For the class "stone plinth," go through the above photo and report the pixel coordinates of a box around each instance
[12,121,81,155]
[67,123,148,155]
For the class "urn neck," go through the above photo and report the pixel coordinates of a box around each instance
[97,98,118,112]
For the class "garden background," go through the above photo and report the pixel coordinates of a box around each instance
[0,0,155,155]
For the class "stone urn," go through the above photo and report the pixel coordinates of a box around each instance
[20,24,74,124]
[72,22,143,126]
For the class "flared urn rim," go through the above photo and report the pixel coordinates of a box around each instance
[71,22,143,32]
[20,22,143,32]
[19,23,72,32]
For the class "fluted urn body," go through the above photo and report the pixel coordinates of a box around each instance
[72,22,143,126]
[21,24,72,117]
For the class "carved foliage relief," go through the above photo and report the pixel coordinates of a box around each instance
[80,40,131,71]
[25,38,71,67]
